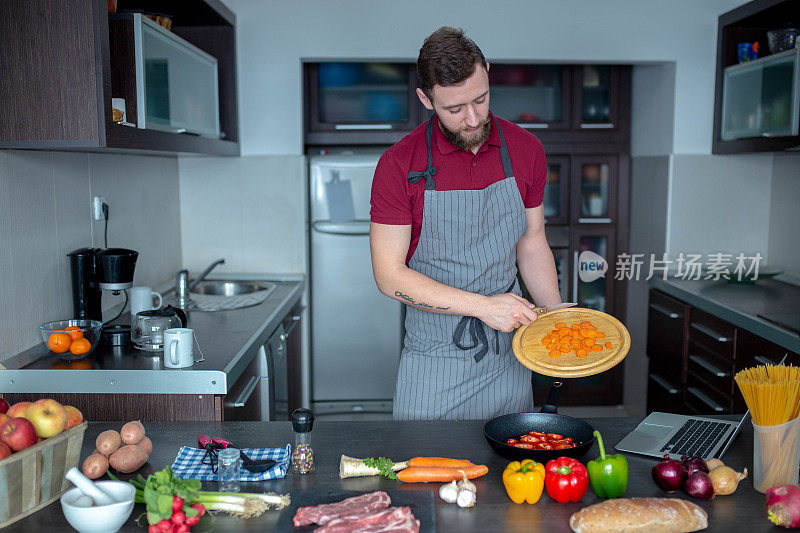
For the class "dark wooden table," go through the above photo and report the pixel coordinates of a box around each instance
[6,418,773,532]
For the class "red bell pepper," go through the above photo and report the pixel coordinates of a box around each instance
[544,456,589,503]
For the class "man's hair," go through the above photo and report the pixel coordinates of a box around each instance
[417,26,487,100]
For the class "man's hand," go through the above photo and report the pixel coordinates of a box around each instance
[477,293,538,332]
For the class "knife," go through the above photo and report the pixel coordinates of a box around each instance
[533,302,577,315]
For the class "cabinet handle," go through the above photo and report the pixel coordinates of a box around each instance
[687,387,725,412]
[577,218,613,224]
[580,123,615,129]
[689,355,729,378]
[283,306,306,337]
[572,251,579,302]
[649,303,679,319]
[334,124,392,130]
[690,323,731,343]
[228,376,260,408]
[649,373,679,394]
[754,356,776,366]
[516,123,549,129]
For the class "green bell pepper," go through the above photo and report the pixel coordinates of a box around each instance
[587,430,628,498]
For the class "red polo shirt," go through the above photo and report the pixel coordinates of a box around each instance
[370,113,547,264]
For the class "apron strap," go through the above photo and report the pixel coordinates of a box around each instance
[406,117,437,190]
[453,278,518,363]
[494,119,514,179]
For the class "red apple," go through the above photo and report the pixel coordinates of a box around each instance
[26,399,68,438]
[6,402,31,419]
[0,441,11,460]
[0,414,9,426]
[64,406,84,429]
[0,397,9,414]
[0,417,38,452]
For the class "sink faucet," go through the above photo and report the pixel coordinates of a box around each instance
[174,258,225,309]
[190,258,225,291]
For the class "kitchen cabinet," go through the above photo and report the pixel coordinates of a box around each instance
[571,156,618,225]
[646,288,800,415]
[0,0,238,155]
[713,0,800,153]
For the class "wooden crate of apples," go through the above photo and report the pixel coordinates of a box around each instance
[0,396,87,527]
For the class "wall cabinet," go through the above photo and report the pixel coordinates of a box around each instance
[646,288,800,415]
[0,0,238,155]
[713,0,800,153]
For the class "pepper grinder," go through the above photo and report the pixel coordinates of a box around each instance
[291,408,315,474]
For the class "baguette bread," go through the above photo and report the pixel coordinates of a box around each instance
[569,498,708,533]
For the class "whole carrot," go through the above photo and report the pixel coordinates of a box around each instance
[397,465,489,483]
[408,457,475,468]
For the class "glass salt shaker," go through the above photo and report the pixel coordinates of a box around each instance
[218,447,241,493]
[291,408,315,474]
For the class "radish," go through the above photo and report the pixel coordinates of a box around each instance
[767,485,800,528]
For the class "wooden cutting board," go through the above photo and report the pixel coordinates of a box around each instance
[512,308,630,378]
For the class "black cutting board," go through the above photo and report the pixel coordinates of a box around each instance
[276,489,436,532]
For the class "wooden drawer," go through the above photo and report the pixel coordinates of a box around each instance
[685,373,733,415]
[736,329,799,370]
[648,290,688,351]
[688,308,736,359]
[687,340,735,400]
[647,368,686,414]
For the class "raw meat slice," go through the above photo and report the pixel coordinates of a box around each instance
[293,491,391,527]
[314,506,420,533]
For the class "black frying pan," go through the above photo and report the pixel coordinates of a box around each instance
[483,381,595,462]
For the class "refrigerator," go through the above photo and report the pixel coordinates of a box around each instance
[308,151,403,417]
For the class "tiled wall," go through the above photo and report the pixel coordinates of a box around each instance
[0,150,182,360]
[178,155,307,275]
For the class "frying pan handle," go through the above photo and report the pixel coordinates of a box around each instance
[539,381,563,414]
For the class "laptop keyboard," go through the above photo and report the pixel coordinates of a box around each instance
[659,419,729,458]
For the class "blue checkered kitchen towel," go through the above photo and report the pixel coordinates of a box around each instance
[171,444,292,481]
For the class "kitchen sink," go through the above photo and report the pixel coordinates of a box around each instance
[183,280,277,311]
[191,280,275,296]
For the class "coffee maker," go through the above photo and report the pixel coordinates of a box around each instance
[68,247,139,321]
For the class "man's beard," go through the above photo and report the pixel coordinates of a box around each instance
[438,116,491,151]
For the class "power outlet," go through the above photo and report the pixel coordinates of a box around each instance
[93,196,107,221]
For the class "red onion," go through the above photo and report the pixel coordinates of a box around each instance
[767,485,800,528]
[652,454,688,492]
[681,455,709,476]
[685,471,715,500]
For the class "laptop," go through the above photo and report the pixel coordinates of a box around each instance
[614,410,749,461]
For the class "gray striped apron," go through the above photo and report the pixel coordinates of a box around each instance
[393,116,534,420]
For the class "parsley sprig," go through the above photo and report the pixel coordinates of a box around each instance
[363,457,398,479]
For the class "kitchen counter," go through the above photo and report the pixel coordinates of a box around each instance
[650,277,800,354]
[4,417,771,532]
[0,277,304,395]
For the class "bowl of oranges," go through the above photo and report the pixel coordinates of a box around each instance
[40,319,102,359]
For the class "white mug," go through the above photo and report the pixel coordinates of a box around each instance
[163,328,194,368]
[130,286,163,317]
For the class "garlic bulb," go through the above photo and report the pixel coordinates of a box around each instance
[439,480,458,503]
[456,488,476,508]
[457,470,476,493]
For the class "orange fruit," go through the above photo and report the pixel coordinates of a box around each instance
[47,333,72,353]
[63,326,84,341]
[69,338,91,356]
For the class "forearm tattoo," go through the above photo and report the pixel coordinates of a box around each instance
[394,291,450,310]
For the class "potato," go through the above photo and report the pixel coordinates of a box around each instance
[109,444,148,473]
[136,436,152,456]
[120,420,145,445]
[81,453,109,479]
[96,430,121,456]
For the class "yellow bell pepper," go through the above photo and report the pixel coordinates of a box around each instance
[502,459,546,504]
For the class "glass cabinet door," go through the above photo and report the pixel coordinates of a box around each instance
[572,229,615,314]
[543,156,569,224]
[721,48,800,140]
[488,65,570,130]
[574,66,620,130]
[308,62,418,131]
[571,156,617,224]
